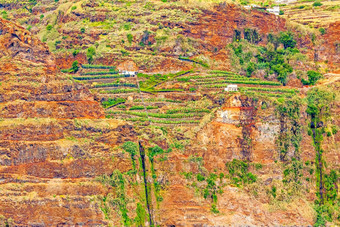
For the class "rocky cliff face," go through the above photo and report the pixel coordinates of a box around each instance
[0,18,137,225]
[0,6,339,226]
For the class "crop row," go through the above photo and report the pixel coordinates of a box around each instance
[107,111,204,119]
[81,64,117,69]
[195,77,261,83]
[94,83,137,88]
[210,70,235,74]
[238,87,298,94]
[102,98,126,108]
[165,108,210,114]
[129,106,158,110]
[80,71,119,75]
[73,74,133,80]
[98,88,139,94]
[108,116,200,124]
[134,98,182,103]
[200,80,281,86]
[177,74,243,81]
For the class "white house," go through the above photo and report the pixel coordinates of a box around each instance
[121,70,137,76]
[267,6,280,15]
[225,85,238,92]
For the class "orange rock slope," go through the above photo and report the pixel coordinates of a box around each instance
[0,18,137,225]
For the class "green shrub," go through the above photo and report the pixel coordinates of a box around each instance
[196,174,205,182]
[279,31,296,49]
[122,141,138,169]
[226,159,257,187]
[87,47,96,64]
[71,61,79,73]
[46,25,53,31]
[270,185,277,198]
[118,105,126,109]
[80,27,85,33]
[319,27,326,35]
[246,62,256,77]
[279,10,284,15]
[72,49,80,57]
[302,70,323,85]
[127,33,133,44]
[313,1,323,7]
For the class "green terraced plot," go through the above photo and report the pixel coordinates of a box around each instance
[107,111,205,119]
[94,83,137,88]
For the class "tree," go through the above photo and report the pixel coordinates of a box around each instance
[279,32,297,49]
[127,33,133,44]
[246,62,256,77]
[302,70,322,85]
[313,1,322,7]
[87,47,96,64]
[71,60,79,73]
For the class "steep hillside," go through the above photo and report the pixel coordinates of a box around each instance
[1,0,338,71]
[0,18,138,225]
[0,1,339,226]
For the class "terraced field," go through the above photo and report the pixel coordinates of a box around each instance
[279,0,340,28]
[65,65,299,126]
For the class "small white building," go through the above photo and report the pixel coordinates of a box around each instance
[267,6,280,15]
[121,70,137,76]
[225,85,238,92]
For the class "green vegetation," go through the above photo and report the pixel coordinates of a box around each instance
[312,1,323,7]
[87,46,96,64]
[81,70,119,76]
[97,170,131,226]
[275,97,302,161]
[134,98,182,103]
[319,27,326,35]
[101,98,126,108]
[138,70,192,92]
[107,111,204,119]
[46,24,53,31]
[108,117,200,124]
[198,79,282,86]
[73,75,131,81]
[238,87,298,94]
[71,61,79,73]
[130,106,158,110]
[306,88,339,226]
[81,64,117,69]
[60,61,79,73]
[165,108,210,114]
[225,159,257,187]
[122,141,139,170]
[302,70,323,85]
[94,82,136,88]
[229,31,303,85]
